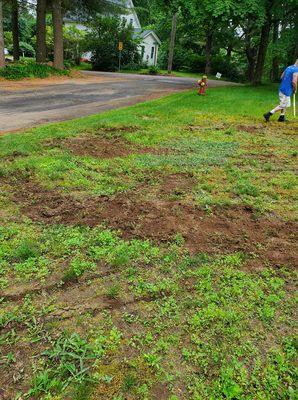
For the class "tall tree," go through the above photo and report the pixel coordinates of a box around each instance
[253,0,276,85]
[239,18,259,82]
[183,0,239,75]
[0,0,4,67]
[52,0,63,69]
[11,0,20,61]
[204,24,213,74]
[36,0,47,63]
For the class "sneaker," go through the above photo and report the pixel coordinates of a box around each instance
[263,112,272,122]
[278,115,285,122]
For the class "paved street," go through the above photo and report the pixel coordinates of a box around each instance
[0,71,237,133]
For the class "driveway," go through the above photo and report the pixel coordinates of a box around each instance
[0,71,237,133]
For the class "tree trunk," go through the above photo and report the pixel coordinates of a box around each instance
[12,0,20,61]
[247,56,255,82]
[253,1,275,85]
[36,0,47,63]
[167,12,177,74]
[245,47,256,82]
[205,30,213,75]
[226,46,232,57]
[271,19,279,82]
[0,0,5,68]
[52,0,64,69]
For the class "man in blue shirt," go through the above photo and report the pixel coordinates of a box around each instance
[264,59,298,122]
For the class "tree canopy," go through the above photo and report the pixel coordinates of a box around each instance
[0,0,296,82]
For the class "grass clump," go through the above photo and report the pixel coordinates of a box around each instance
[26,328,122,399]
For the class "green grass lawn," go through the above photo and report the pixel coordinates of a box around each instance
[0,85,297,400]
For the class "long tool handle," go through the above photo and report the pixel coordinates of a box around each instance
[294,93,296,117]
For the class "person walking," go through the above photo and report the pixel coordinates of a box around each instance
[264,59,298,122]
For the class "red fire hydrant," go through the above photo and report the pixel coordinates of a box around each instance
[198,75,208,95]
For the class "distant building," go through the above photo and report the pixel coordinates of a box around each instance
[65,0,161,66]
[120,0,161,66]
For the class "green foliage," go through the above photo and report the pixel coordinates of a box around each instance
[158,49,244,81]
[7,41,36,57]
[148,65,159,75]
[0,61,70,80]
[45,24,88,64]
[85,16,141,71]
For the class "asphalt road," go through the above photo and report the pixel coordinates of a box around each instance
[0,71,237,133]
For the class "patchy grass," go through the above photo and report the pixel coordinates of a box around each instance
[0,85,297,400]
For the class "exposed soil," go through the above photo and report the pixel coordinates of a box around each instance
[237,124,264,134]
[155,172,197,197]
[43,130,168,159]
[0,336,45,399]
[9,174,298,268]
[150,383,171,399]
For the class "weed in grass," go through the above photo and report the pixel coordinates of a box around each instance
[122,373,138,392]
[106,283,121,299]
[0,351,16,366]
[25,328,122,399]
[14,238,40,261]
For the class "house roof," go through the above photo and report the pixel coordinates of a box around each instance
[134,29,161,45]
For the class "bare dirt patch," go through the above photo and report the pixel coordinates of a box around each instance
[237,124,264,134]
[98,196,297,267]
[43,129,167,159]
[10,175,297,268]
[155,172,197,197]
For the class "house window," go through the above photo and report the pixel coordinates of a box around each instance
[141,46,145,58]
[130,18,133,25]
[150,46,154,59]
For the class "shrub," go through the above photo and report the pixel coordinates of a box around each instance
[210,56,245,82]
[7,41,36,57]
[85,16,141,71]
[0,61,70,80]
[148,65,159,75]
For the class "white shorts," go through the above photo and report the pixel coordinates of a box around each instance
[279,91,291,108]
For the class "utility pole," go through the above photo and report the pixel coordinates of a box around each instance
[167,12,177,74]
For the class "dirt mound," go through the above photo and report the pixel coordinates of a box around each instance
[64,136,138,158]
[237,124,264,134]
[44,131,166,159]
[10,175,297,268]
[98,196,297,266]
[157,172,197,197]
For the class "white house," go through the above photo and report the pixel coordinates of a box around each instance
[119,0,161,66]
[66,0,161,66]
